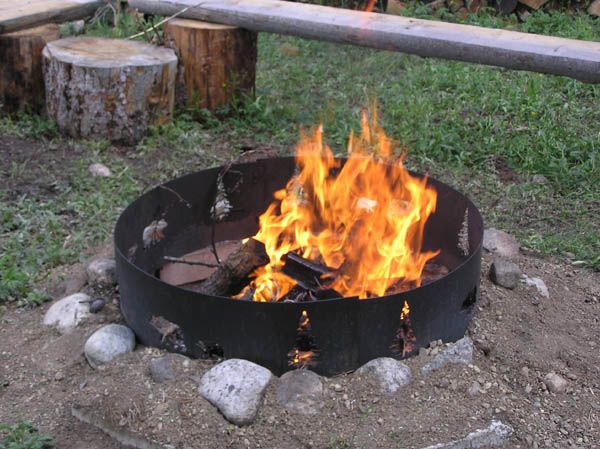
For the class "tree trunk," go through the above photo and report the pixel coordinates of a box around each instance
[163,19,257,112]
[0,24,60,114]
[42,37,177,144]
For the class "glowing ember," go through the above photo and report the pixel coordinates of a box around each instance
[245,104,439,302]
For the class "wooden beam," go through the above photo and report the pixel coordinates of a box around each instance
[0,0,102,34]
[129,0,600,83]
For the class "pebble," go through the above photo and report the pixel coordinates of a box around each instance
[489,258,521,289]
[421,337,474,376]
[88,163,112,177]
[43,293,91,334]
[483,228,520,259]
[522,275,550,299]
[198,359,272,426]
[276,370,324,415]
[89,297,106,314]
[356,357,412,394]
[149,353,188,383]
[421,420,513,449]
[544,372,568,393]
[86,258,117,286]
[84,324,135,368]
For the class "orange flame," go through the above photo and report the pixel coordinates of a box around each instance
[247,104,438,302]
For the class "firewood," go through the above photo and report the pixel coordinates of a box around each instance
[497,0,518,14]
[163,19,257,112]
[0,24,60,113]
[589,0,600,17]
[42,37,177,144]
[517,0,548,10]
[197,238,268,296]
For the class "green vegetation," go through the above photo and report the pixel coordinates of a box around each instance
[0,3,598,305]
[0,422,54,449]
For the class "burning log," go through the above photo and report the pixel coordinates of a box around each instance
[197,238,268,296]
[282,253,342,300]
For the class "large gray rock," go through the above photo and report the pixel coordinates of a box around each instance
[276,369,324,415]
[421,420,513,449]
[199,359,272,426]
[43,293,91,334]
[483,228,520,259]
[356,357,412,394]
[84,324,135,368]
[489,259,521,289]
[421,337,473,376]
[86,258,117,286]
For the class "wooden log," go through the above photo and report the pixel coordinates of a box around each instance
[0,24,60,113]
[163,19,257,112]
[42,37,177,144]
[0,0,101,34]
[589,0,600,17]
[517,0,549,10]
[197,238,268,296]
[129,0,600,83]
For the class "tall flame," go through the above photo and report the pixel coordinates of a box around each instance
[248,104,438,302]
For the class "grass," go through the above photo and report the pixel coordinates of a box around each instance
[1,3,599,305]
[0,422,53,449]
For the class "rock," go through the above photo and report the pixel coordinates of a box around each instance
[356,357,411,394]
[198,359,272,425]
[276,369,324,415]
[88,163,112,177]
[483,228,520,259]
[532,174,549,184]
[544,372,568,393]
[149,353,188,383]
[43,293,91,333]
[421,420,513,449]
[89,298,106,313]
[63,269,88,296]
[489,259,521,289]
[84,324,135,368]
[467,381,480,397]
[522,275,549,298]
[86,258,117,286]
[421,337,473,376]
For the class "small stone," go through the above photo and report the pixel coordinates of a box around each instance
[198,359,272,426]
[421,337,473,376]
[276,369,324,415]
[333,383,343,392]
[421,420,513,449]
[467,382,480,397]
[43,293,91,334]
[356,357,411,394]
[89,163,112,177]
[84,324,135,368]
[532,174,549,184]
[489,259,521,289]
[89,298,106,314]
[544,372,568,393]
[522,275,550,299]
[149,354,187,383]
[86,258,117,286]
[483,228,520,259]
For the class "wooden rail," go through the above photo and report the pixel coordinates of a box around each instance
[129,0,600,83]
[0,0,102,34]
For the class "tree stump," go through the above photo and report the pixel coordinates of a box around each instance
[42,37,177,144]
[163,19,257,113]
[0,24,60,114]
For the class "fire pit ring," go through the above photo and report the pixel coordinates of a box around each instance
[115,157,483,376]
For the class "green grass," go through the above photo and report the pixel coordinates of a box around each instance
[0,422,53,449]
[0,4,599,305]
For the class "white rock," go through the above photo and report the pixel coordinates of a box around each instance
[88,163,112,177]
[84,324,135,368]
[356,357,412,394]
[544,372,568,393]
[522,275,549,298]
[276,369,324,415]
[43,293,91,334]
[421,337,473,376]
[198,359,272,426]
[422,420,513,449]
[86,258,117,286]
[483,228,520,259]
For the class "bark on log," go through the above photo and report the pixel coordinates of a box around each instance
[589,0,600,17]
[163,19,257,112]
[129,0,600,83]
[42,37,177,144]
[0,0,101,34]
[197,238,268,296]
[0,24,60,113]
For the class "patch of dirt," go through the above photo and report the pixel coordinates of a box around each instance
[1,250,599,449]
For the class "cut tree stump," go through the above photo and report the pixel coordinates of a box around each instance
[42,37,177,144]
[163,19,257,112]
[0,24,60,113]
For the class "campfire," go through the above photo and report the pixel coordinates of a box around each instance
[114,105,483,375]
